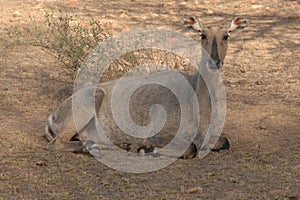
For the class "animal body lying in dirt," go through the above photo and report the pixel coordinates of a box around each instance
[45,15,247,159]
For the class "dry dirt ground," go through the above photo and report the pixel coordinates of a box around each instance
[0,0,300,199]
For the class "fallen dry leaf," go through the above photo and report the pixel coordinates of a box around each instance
[64,0,77,5]
[269,189,285,195]
[185,187,203,194]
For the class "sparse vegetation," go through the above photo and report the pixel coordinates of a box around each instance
[16,11,110,76]
[10,11,190,80]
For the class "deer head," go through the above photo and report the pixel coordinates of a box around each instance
[183,15,247,69]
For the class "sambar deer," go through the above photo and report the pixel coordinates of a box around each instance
[45,15,247,159]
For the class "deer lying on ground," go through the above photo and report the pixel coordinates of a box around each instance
[45,15,247,159]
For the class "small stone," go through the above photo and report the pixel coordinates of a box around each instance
[251,4,263,9]
[68,20,79,27]
[207,172,215,176]
[228,177,237,183]
[101,180,110,186]
[13,11,21,17]
[176,65,184,71]
[240,68,246,73]
[169,10,175,15]
[207,10,214,15]
[36,161,47,166]
[120,13,127,18]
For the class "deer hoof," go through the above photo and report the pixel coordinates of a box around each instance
[83,140,101,158]
[180,143,197,159]
[211,136,230,153]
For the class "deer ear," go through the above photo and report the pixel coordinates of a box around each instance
[183,15,203,33]
[228,17,247,33]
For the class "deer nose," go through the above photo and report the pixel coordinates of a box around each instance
[208,58,223,69]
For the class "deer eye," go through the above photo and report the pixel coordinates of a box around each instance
[223,34,229,40]
[200,33,207,40]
